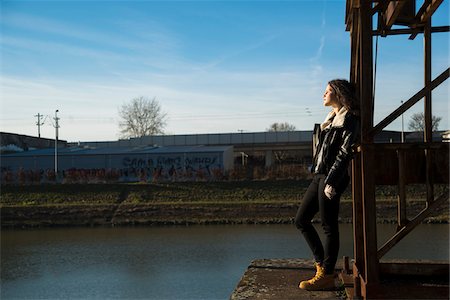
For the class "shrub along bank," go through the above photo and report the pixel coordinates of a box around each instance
[1,181,448,227]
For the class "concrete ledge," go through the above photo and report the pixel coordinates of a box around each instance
[230,258,344,300]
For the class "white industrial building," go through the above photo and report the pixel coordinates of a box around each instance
[2,130,426,182]
[1,144,234,180]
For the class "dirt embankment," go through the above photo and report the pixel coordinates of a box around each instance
[1,182,448,227]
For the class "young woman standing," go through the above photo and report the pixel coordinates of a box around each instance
[295,79,359,291]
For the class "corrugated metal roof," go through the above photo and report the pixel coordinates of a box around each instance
[1,145,233,157]
[77,131,314,148]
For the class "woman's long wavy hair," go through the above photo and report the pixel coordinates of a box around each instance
[328,79,359,115]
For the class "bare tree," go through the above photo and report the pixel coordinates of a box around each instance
[408,112,441,132]
[118,96,167,138]
[266,122,297,163]
[267,122,296,132]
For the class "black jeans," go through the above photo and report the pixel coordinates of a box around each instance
[294,174,341,274]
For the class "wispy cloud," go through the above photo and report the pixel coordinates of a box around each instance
[197,34,279,71]
[310,36,325,63]
[2,12,176,53]
[2,35,125,61]
[1,12,183,72]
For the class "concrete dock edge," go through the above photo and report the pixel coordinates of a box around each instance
[230,258,345,300]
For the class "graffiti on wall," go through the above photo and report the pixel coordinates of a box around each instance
[121,155,221,180]
[0,153,227,183]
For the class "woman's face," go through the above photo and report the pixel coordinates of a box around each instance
[323,84,339,108]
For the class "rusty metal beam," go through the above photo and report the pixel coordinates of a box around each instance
[360,3,374,142]
[350,7,360,84]
[424,21,432,143]
[396,150,408,229]
[419,0,444,23]
[377,192,449,259]
[414,0,432,23]
[352,154,365,278]
[424,20,435,204]
[367,142,449,150]
[370,67,450,137]
[352,264,363,298]
[384,0,408,28]
[346,0,361,31]
[358,0,379,289]
[360,147,379,283]
[380,260,449,276]
[371,25,449,36]
[372,0,390,20]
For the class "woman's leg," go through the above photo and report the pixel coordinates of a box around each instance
[318,177,341,274]
[294,175,324,264]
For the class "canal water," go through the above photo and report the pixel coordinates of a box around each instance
[1,224,448,299]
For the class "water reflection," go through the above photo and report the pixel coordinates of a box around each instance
[1,224,448,299]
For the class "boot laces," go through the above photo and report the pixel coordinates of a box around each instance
[310,264,325,283]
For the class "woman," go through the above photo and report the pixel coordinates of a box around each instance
[295,79,359,291]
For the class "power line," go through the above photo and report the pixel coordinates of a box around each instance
[168,110,321,121]
[4,109,323,125]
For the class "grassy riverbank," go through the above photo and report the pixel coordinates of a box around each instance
[1,181,448,227]
[1,181,308,206]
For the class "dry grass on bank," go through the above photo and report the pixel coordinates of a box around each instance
[1,181,447,207]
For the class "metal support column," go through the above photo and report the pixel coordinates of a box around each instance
[424,18,434,204]
[359,1,379,295]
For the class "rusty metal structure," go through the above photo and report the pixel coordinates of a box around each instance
[344,0,449,298]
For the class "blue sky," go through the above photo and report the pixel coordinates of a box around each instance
[1,0,448,142]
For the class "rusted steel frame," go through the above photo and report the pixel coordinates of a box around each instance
[343,256,351,274]
[350,9,360,84]
[425,149,434,203]
[356,273,386,300]
[424,20,435,204]
[360,1,374,143]
[414,0,432,22]
[409,25,449,40]
[352,264,363,299]
[369,67,450,137]
[346,0,362,30]
[348,0,361,86]
[369,141,445,150]
[384,0,408,28]
[360,147,379,284]
[372,0,389,15]
[372,0,389,36]
[377,192,449,259]
[419,0,444,23]
[349,7,363,294]
[358,0,380,290]
[371,25,450,36]
[380,260,449,276]
[424,21,432,143]
[396,149,408,229]
[345,0,354,31]
[408,0,431,38]
[409,0,442,39]
[352,154,365,278]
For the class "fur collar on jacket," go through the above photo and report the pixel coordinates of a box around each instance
[320,106,348,130]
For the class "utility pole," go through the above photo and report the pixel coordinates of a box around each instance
[54,110,60,176]
[35,113,44,138]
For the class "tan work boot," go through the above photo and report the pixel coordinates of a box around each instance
[298,263,335,291]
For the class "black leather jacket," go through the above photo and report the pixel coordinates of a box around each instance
[311,108,359,192]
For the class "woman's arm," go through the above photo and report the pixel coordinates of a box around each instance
[324,115,359,188]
